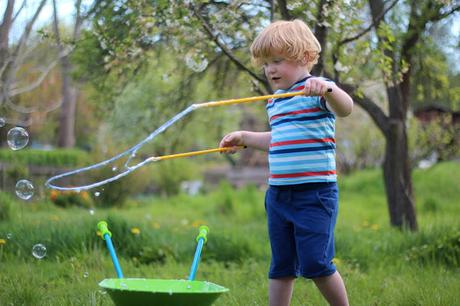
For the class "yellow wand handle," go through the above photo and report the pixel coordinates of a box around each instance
[196,91,304,108]
[149,146,246,162]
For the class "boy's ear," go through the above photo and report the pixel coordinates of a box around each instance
[299,52,313,66]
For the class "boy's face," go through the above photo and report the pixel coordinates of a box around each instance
[262,55,309,90]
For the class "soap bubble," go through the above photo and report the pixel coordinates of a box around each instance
[6,233,12,239]
[32,243,47,259]
[185,51,208,72]
[112,166,118,172]
[83,272,89,278]
[94,191,101,197]
[7,127,29,150]
[15,179,34,200]
[0,118,5,127]
[89,209,95,215]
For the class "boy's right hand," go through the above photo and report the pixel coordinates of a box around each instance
[219,131,244,154]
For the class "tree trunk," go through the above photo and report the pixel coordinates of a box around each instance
[57,54,77,147]
[383,118,417,230]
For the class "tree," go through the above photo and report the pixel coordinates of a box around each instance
[78,0,460,230]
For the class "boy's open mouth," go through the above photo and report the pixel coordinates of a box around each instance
[272,77,281,81]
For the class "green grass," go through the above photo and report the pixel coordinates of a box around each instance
[0,162,459,305]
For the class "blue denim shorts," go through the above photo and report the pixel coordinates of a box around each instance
[265,182,338,279]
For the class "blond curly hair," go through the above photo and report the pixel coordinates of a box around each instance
[250,20,321,72]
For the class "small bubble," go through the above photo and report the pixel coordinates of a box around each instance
[7,127,29,150]
[185,51,208,72]
[0,118,5,127]
[187,284,191,289]
[32,243,47,259]
[89,209,95,215]
[98,290,107,295]
[112,166,118,171]
[120,282,128,289]
[83,272,89,278]
[168,289,173,295]
[15,179,34,200]
[6,233,12,239]
[94,192,101,197]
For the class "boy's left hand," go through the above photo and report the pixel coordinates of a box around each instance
[304,78,331,96]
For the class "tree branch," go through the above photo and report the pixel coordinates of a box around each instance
[339,0,399,46]
[191,4,271,93]
[341,82,389,135]
[276,0,292,20]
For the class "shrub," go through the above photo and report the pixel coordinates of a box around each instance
[49,190,94,208]
[90,165,152,207]
[0,192,14,221]
[405,230,460,267]
[0,149,90,167]
[214,181,235,214]
[151,159,200,196]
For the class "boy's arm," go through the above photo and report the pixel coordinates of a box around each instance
[219,131,271,152]
[304,78,353,117]
[323,84,353,117]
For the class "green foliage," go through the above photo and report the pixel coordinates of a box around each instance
[214,181,235,215]
[50,190,94,209]
[408,116,460,163]
[91,165,152,207]
[406,229,460,267]
[0,192,13,221]
[0,162,459,305]
[151,159,200,196]
[0,149,90,167]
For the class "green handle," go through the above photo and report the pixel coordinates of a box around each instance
[196,225,209,244]
[97,221,112,240]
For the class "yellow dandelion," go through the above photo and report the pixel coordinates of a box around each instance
[0,239,6,245]
[332,258,341,265]
[131,227,141,235]
[191,220,206,228]
[152,222,161,229]
[371,224,380,231]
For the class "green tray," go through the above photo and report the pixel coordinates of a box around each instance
[99,278,229,306]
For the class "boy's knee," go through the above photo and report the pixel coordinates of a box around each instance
[300,259,335,279]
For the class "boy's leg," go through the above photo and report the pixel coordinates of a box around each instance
[312,271,349,306]
[269,277,295,306]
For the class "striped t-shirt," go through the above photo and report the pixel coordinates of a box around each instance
[267,76,337,185]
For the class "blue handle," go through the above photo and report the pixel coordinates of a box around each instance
[188,237,204,281]
[104,233,124,278]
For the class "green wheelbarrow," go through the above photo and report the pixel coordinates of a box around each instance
[97,221,228,306]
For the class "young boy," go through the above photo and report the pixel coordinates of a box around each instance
[219,20,352,306]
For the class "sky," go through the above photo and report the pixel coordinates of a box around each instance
[0,0,90,41]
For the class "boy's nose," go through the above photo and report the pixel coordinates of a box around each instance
[265,64,276,74]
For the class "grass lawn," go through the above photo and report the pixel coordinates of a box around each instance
[0,161,459,305]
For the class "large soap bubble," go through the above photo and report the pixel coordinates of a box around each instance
[7,127,29,150]
[15,179,34,200]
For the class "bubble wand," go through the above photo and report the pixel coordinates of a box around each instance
[46,90,309,191]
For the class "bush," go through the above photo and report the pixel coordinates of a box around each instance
[0,192,14,221]
[90,165,152,207]
[214,181,235,215]
[0,149,90,167]
[49,190,94,208]
[151,159,200,196]
[405,230,460,267]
